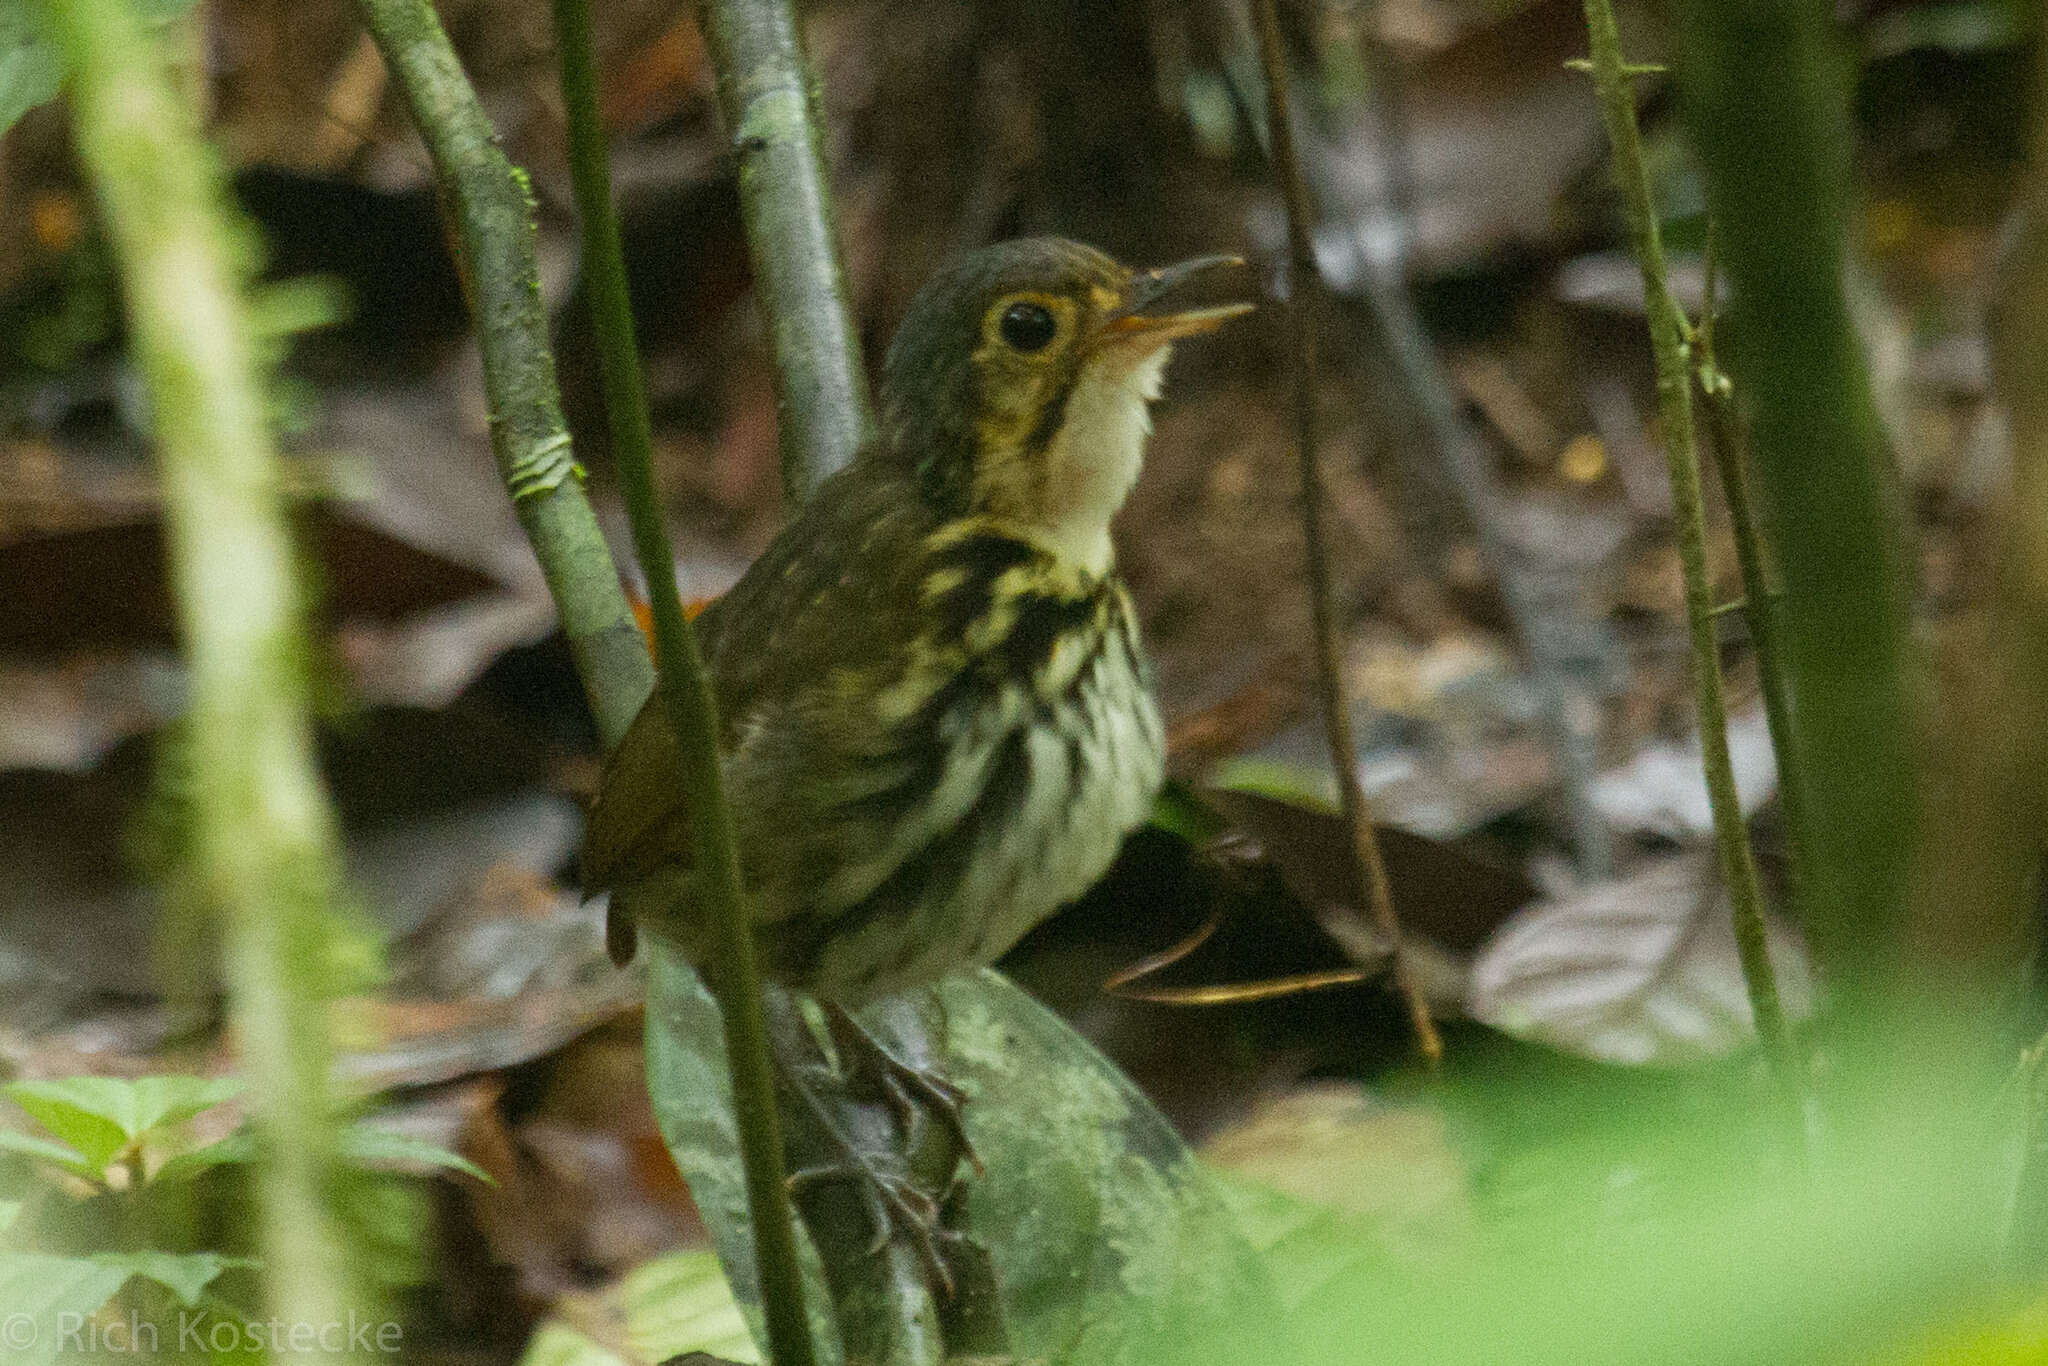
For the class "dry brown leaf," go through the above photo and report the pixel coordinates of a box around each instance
[1468,852,1812,1066]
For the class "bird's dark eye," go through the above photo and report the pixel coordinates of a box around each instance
[998,301,1057,353]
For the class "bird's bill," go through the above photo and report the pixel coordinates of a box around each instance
[1101,254,1257,346]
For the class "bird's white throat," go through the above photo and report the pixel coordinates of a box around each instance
[1035,344,1172,576]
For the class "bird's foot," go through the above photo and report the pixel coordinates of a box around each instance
[823,1003,982,1176]
[769,994,965,1295]
[785,1150,956,1295]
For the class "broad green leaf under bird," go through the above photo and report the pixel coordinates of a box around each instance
[648,958,1291,1366]
[584,237,1255,1268]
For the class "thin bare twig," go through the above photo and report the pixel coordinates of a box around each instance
[1695,227,1808,904]
[1579,0,1802,1106]
[1217,2,1619,882]
[1251,0,1442,1067]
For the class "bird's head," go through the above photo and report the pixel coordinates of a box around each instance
[879,237,1252,574]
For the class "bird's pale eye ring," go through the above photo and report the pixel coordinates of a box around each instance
[997,300,1058,353]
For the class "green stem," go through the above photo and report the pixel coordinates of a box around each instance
[1672,0,1915,1004]
[1252,0,1442,1068]
[697,0,874,500]
[46,0,365,1352]
[551,4,818,1362]
[690,0,956,1349]
[356,0,650,750]
[1580,0,1801,1101]
[1695,230,1808,905]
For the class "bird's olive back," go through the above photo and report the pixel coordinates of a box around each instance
[879,237,1131,515]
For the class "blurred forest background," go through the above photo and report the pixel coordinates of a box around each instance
[1,0,2044,1362]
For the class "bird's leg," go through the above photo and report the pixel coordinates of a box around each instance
[764,991,958,1295]
[821,1001,982,1176]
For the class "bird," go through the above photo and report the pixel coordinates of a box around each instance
[582,236,1252,1008]
[581,236,1249,1281]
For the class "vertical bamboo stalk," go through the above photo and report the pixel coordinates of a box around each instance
[1911,24,2048,1039]
[1671,0,1916,1004]
[691,0,961,1351]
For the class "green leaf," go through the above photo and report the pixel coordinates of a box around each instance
[518,1251,759,1366]
[122,1075,245,1136]
[0,0,63,140]
[5,1082,130,1169]
[520,1322,631,1366]
[5,1076,242,1168]
[0,1129,101,1181]
[0,1249,247,1366]
[152,1116,493,1189]
[934,972,1288,1364]
[1147,780,1229,844]
[1206,756,1340,813]
[645,953,1289,1366]
[0,1252,133,1366]
[0,0,200,139]
[148,1132,254,1187]
[89,1251,248,1308]
[339,1125,492,1185]
[618,1251,758,1363]
[0,1201,19,1232]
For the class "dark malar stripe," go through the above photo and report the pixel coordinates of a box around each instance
[1021,374,1076,459]
[933,530,1039,580]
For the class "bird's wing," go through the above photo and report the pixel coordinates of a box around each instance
[580,687,689,894]
[580,461,936,899]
